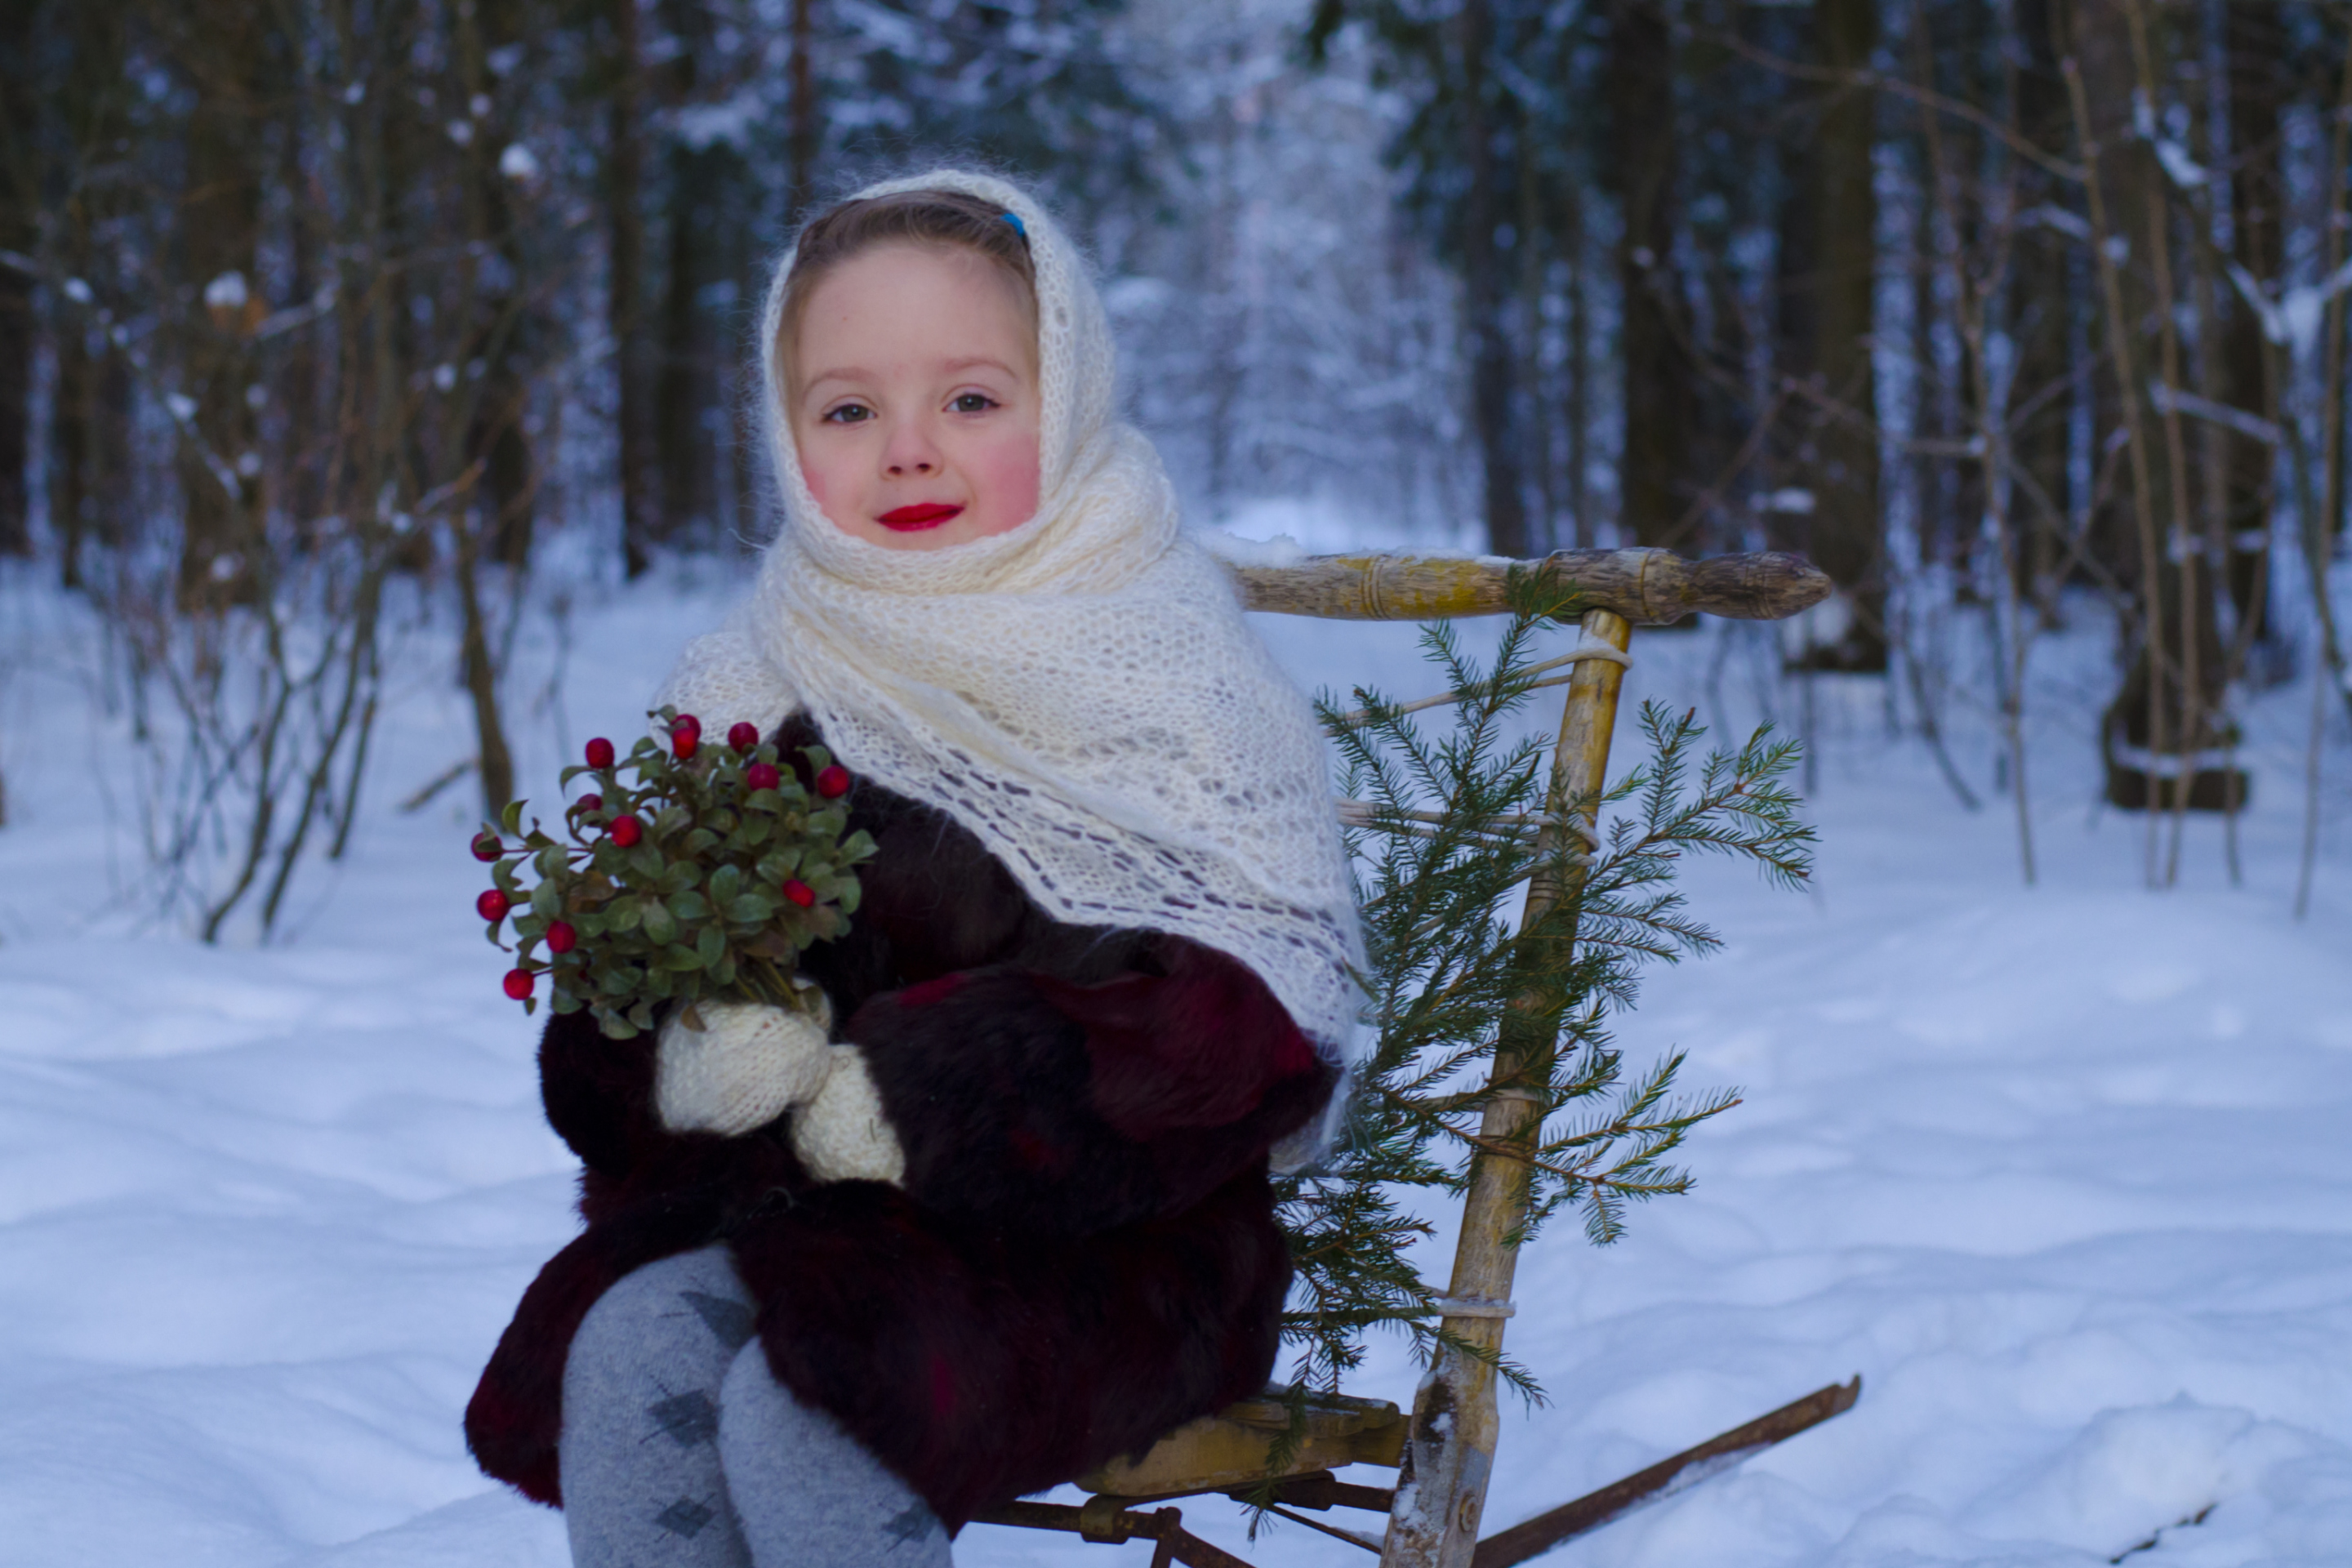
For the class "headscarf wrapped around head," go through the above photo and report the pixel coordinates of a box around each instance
[657,169,1365,1102]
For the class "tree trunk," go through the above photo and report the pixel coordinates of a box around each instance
[0,0,37,558]
[1780,0,1882,670]
[49,2,134,599]
[1607,0,1688,548]
[2220,0,2284,664]
[2009,0,2074,625]
[1458,0,1526,558]
[656,143,721,542]
[2073,0,2234,817]
[789,0,817,220]
[610,0,655,577]
[474,0,538,568]
[174,0,269,610]
[1564,173,1592,548]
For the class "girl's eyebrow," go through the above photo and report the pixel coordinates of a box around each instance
[802,356,1017,396]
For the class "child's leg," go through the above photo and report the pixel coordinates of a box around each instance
[717,1341,952,1568]
[560,1245,759,1568]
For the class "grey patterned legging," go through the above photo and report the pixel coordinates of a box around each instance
[559,1245,952,1568]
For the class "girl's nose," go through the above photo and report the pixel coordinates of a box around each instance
[883,418,942,478]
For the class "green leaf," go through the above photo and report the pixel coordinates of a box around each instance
[629,844,665,882]
[728,893,773,925]
[835,878,862,915]
[746,788,784,814]
[757,848,802,884]
[697,924,726,969]
[685,827,720,857]
[740,815,774,848]
[642,901,678,946]
[606,895,642,933]
[668,889,710,923]
[662,943,705,973]
[500,800,526,836]
[531,880,561,919]
[710,864,743,905]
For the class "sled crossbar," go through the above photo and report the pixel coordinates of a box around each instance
[979,549,1847,1568]
[1226,547,1830,626]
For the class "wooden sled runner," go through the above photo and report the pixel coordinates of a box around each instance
[973,546,1853,1568]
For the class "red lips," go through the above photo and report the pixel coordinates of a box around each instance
[875,502,964,531]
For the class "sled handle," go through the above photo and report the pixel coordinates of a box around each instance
[1229,547,1830,626]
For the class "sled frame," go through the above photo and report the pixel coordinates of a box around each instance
[973,547,1847,1568]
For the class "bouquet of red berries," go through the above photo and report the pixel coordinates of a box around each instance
[471,707,874,1040]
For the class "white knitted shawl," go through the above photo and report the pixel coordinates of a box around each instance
[655,169,1365,1079]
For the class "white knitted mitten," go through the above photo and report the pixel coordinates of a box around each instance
[655,1000,835,1137]
[791,1046,906,1186]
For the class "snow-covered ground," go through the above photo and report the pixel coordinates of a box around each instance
[3,555,2350,1568]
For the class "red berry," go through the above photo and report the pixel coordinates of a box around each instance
[476,889,510,922]
[728,721,761,755]
[546,920,577,955]
[572,793,604,817]
[782,879,816,908]
[745,762,781,792]
[471,831,501,862]
[814,764,851,799]
[585,737,615,769]
[671,715,702,760]
[502,969,533,1000]
[609,814,644,849]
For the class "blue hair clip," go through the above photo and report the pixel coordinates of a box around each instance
[1000,211,1027,238]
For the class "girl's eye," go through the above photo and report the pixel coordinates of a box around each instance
[950,392,997,414]
[823,402,873,425]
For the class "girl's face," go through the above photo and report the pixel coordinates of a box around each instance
[789,243,1043,552]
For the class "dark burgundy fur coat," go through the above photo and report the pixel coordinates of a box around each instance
[466,714,1337,1530]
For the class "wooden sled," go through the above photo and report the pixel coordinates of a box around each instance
[973,547,1851,1568]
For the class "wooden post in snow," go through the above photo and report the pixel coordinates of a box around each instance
[1371,604,1633,1568]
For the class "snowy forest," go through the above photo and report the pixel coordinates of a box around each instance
[4,1,2352,1566]
[0,0,2348,924]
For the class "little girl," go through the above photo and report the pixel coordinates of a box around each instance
[466,170,1363,1568]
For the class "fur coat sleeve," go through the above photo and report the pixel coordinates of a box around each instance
[467,713,1339,1528]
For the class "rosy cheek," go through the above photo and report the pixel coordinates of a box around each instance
[979,434,1040,534]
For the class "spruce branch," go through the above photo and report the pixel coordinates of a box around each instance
[1276,604,1814,1410]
